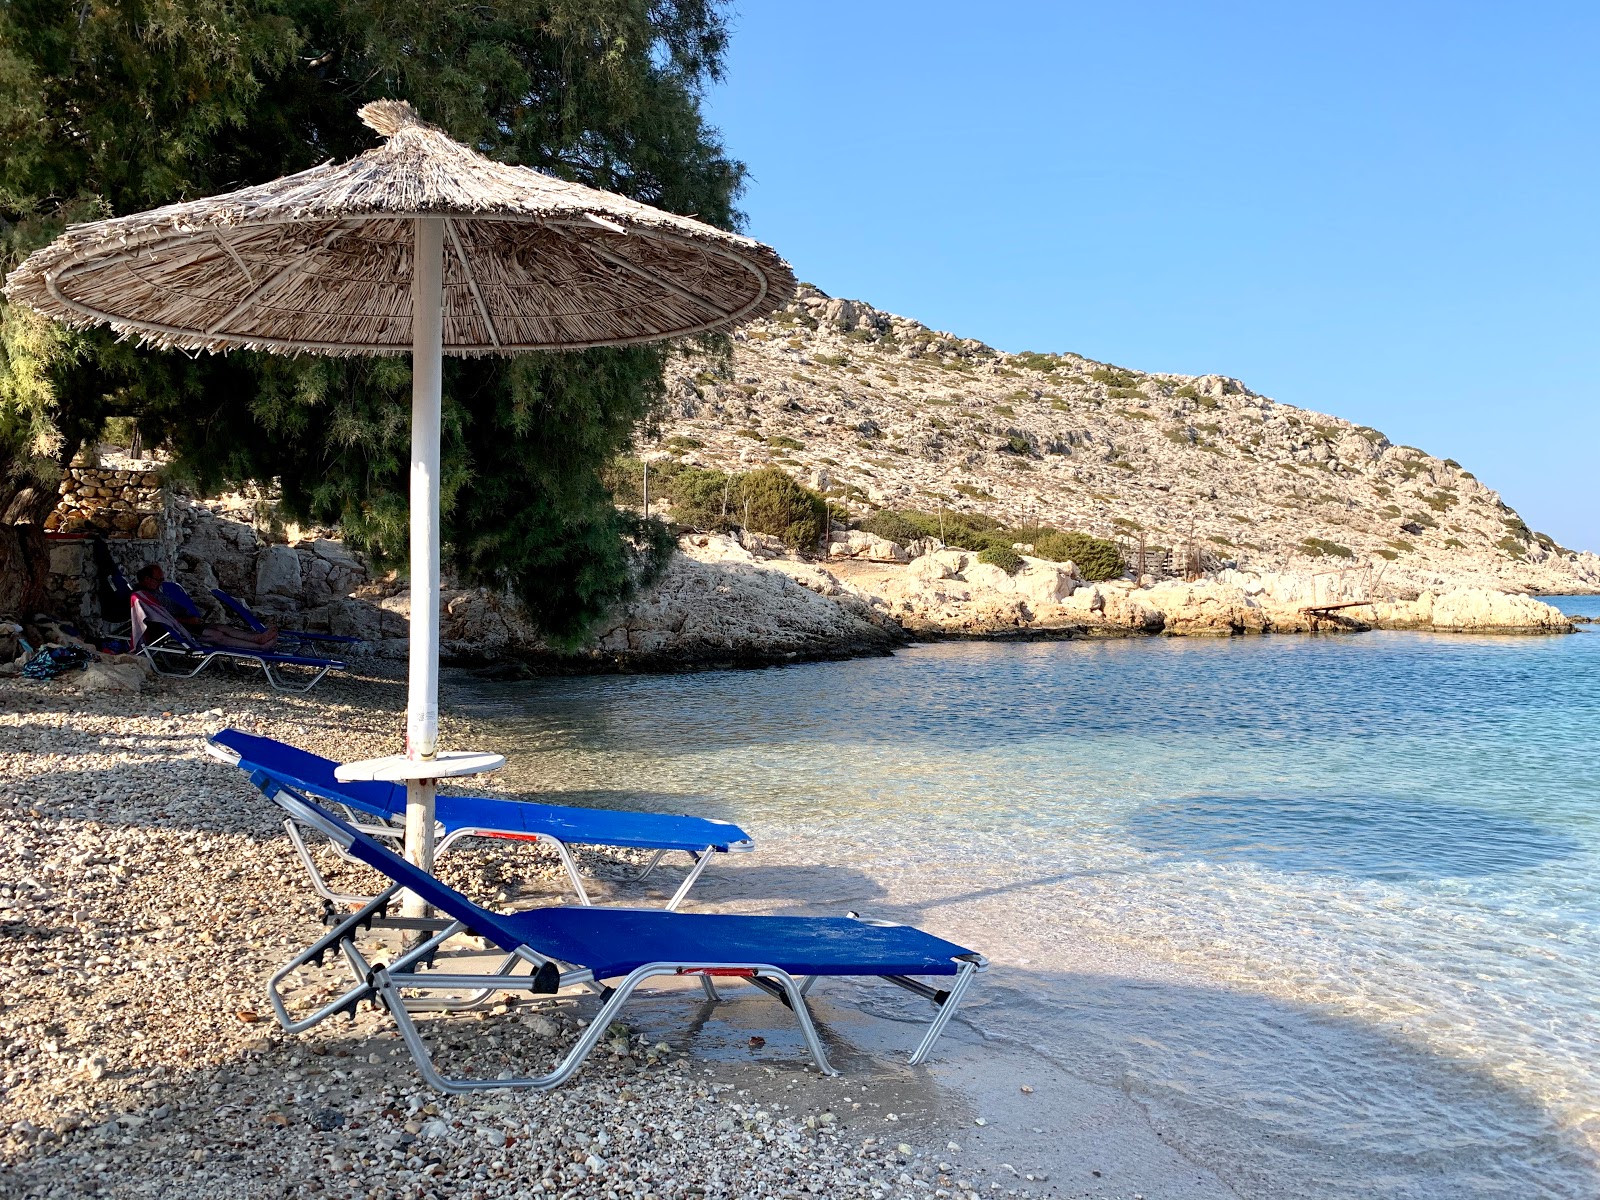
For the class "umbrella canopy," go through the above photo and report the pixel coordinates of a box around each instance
[6,99,794,355]
[6,100,793,890]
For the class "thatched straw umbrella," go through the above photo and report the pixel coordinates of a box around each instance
[7,100,794,883]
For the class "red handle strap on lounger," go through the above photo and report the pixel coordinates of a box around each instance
[677,967,756,978]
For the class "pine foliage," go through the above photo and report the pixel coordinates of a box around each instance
[0,0,741,635]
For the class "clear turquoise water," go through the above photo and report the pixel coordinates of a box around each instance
[459,607,1600,1198]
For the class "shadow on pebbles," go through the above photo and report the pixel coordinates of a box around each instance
[0,668,1037,1200]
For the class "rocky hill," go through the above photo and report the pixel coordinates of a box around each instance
[648,285,1599,595]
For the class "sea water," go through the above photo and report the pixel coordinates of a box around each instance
[458,601,1600,1198]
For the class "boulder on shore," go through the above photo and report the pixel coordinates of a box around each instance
[1371,589,1573,633]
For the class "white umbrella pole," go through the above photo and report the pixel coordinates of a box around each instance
[404,215,445,900]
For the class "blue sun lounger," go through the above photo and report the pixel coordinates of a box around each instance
[158,580,206,620]
[130,595,345,693]
[207,728,752,910]
[247,774,984,1092]
[211,587,363,646]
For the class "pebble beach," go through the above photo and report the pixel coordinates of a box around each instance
[0,665,1106,1200]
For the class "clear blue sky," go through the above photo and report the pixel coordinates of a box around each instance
[704,2,1600,552]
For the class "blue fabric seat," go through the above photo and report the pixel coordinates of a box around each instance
[496,907,974,981]
[245,775,985,1093]
[209,728,752,909]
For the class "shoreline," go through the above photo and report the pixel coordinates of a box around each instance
[7,636,1596,1197]
[5,664,1214,1200]
[436,559,1588,678]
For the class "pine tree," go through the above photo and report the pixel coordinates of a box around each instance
[0,0,741,636]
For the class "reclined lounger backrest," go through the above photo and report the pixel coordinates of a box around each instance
[160,581,205,620]
[247,769,536,955]
[129,594,203,653]
[211,728,404,820]
[212,588,271,634]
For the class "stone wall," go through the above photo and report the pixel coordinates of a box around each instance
[41,467,178,626]
[45,466,165,539]
[42,537,165,627]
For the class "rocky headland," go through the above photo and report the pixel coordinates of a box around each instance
[24,282,1596,679]
[652,285,1598,597]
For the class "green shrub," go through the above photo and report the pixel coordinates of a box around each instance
[1011,351,1059,374]
[665,435,703,451]
[1422,490,1457,512]
[736,467,828,549]
[667,467,737,530]
[1388,539,1415,553]
[1002,432,1032,455]
[1497,535,1527,560]
[858,510,930,546]
[599,454,645,506]
[767,435,805,451]
[1090,366,1140,388]
[978,545,1023,573]
[1443,537,1466,549]
[1375,548,1399,560]
[1031,530,1125,581]
[857,508,1010,553]
[1301,537,1354,558]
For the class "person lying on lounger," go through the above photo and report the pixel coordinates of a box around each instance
[133,564,280,651]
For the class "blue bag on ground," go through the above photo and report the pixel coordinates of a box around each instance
[22,646,93,680]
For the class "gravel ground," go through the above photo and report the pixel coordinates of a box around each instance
[0,663,1045,1200]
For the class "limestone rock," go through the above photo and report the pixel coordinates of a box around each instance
[254,545,302,598]
[827,530,909,563]
[1372,589,1573,633]
[1142,580,1269,636]
[76,658,149,693]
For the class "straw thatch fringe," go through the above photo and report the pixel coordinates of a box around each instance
[5,101,794,356]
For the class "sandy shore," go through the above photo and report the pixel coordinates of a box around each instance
[0,664,1234,1200]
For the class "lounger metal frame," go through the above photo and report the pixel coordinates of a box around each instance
[262,782,985,1093]
[205,740,720,911]
[295,813,712,912]
[131,596,344,694]
[138,627,342,693]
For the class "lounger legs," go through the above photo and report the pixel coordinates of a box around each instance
[140,647,215,679]
[373,962,836,1093]
[634,850,669,881]
[543,838,592,906]
[266,887,405,1032]
[260,661,334,693]
[664,849,713,912]
[275,920,973,1091]
[908,959,980,1065]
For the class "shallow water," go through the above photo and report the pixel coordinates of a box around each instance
[458,615,1600,1198]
